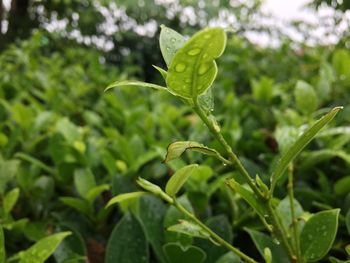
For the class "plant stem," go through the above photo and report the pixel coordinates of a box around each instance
[173,199,258,263]
[288,164,301,261]
[193,99,296,261]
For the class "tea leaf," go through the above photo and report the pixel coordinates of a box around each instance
[346,209,350,235]
[163,243,206,263]
[276,197,304,234]
[270,107,342,192]
[167,220,210,239]
[165,164,198,197]
[3,188,20,214]
[333,176,350,195]
[0,225,5,263]
[300,209,340,262]
[18,232,71,263]
[106,213,148,263]
[74,169,96,198]
[294,80,318,115]
[86,184,110,204]
[153,65,168,80]
[215,252,242,263]
[166,27,226,99]
[60,197,91,215]
[106,192,147,208]
[164,141,228,163]
[159,25,186,67]
[227,179,265,218]
[105,80,168,93]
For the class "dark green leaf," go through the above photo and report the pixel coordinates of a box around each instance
[163,243,206,263]
[215,252,243,263]
[300,209,340,262]
[0,225,5,263]
[105,213,148,263]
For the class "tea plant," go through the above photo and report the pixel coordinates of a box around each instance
[107,26,344,263]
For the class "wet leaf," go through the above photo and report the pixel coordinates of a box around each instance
[163,243,206,263]
[165,164,199,196]
[300,209,340,262]
[167,220,210,240]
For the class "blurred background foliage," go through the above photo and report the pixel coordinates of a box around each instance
[0,0,350,262]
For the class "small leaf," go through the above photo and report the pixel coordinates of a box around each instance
[3,188,20,214]
[86,184,110,204]
[18,232,71,263]
[215,252,242,263]
[294,80,318,115]
[0,225,5,263]
[165,164,199,196]
[264,247,272,263]
[60,197,91,216]
[167,220,210,240]
[159,25,186,67]
[137,177,173,203]
[227,179,266,218]
[153,65,168,80]
[270,107,342,192]
[166,27,226,99]
[74,169,96,198]
[164,141,228,163]
[105,80,169,93]
[106,192,147,208]
[106,213,148,263]
[245,229,289,263]
[276,197,304,234]
[334,176,350,195]
[346,209,350,235]
[300,209,340,262]
[163,243,206,263]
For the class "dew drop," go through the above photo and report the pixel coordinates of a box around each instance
[204,34,211,39]
[308,234,313,240]
[323,232,327,236]
[166,46,171,51]
[223,163,227,166]
[198,63,211,75]
[310,253,315,259]
[273,238,280,245]
[185,79,190,83]
[187,48,201,56]
[171,38,176,43]
[175,63,186,72]
[203,53,209,59]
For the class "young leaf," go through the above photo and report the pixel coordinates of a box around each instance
[86,184,110,204]
[18,232,71,263]
[153,65,168,80]
[74,169,96,198]
[3,188,20,214]
[167,220,210,240]
[106,192,147,208]
[106,213,148,263]
[60,197,91,216]
[159,25,186,67]
[227,179,266,218]
[163,243,206,263]
[165,164,199,197]
[164,141,229,164]
[245,229,289,263]
[300,209,340,262]
[166,27,226,99]
[294,80,318,115]
[0,225,5,263]
[137,177,173,203]
[105,80,169,93]
[270,107,342,192]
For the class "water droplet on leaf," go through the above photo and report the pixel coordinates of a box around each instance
[198,63,211,75]
[175,63,186,72]
[187,48,201,56]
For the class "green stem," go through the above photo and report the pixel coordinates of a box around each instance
[173,199,258,263]
[288,164,301,261]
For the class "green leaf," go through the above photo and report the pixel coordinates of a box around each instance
[276,197,304,234]
[85,184,110,204]
[74,169,96,198]
[153,65,168,80]
[300,209,340,262]
[60,197,91,215]
[106,192,147,208]
[245,229,289,263]
[215,252,242,263]
[346,209,350,235]
[139,196,167,263]
[106,213,148,263]
[227,179,266,218]
[105,80,168,93]
[168,220,210,240]
[137,177,173,203]
[294,80,318,115]
[0,225,5,263]
[163,243,206,263]
[334,176,350,195]
[165,164,199,196]
[18,232,71,263]
[164,141,228,163]
[3,188,20,214]
[166,27,226,99]
[270,107,342,192]
[159,25,186,67]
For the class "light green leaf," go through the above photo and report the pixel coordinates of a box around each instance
[164,141,228,163]
[165,164,199,196]
[300,209,340,262]
[270,107,342,192]
[227,179,265,218]
[106,192,147,208]
[166,27,226,99]
[159,25,186,67]
[106,213,148,263]
[334,176,350,195]
[74,169,96,198]
[0,225,5,263]
[167,220,210,240]
[86,184,110,204]
[3,188,20,214]
[137,177,173,203]
[294,80,318,115]
[245,229,289,263]
[153,65,168,80]
[60,197,91,215]
[18,232,71,263]
[276,197,304,234]
[105,80,168,93]
[163,243,206,263]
